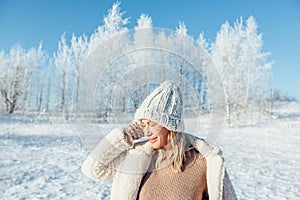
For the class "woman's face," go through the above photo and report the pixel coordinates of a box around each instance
[141,119,170,149]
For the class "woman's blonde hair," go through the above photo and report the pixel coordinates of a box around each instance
[153,131,193,172]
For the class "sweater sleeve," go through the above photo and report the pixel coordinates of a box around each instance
[81,128,131,181]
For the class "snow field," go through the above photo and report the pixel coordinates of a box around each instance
[0,101,299,199]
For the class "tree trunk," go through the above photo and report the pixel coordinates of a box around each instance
[179,61,183,87]
[45,66,51,112]
[36,70,40,111]
[225,91,232,126]
[74,65,80,112]
[8,92,18,114]
[0,89,9,112]
[21,90,28,113]
[38,85,43,112]
[61,71,66,113]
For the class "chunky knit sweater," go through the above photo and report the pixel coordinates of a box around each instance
[138,150,208,200]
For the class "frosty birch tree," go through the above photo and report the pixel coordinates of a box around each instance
[87,1,129,54]
[131,14,154,109]
[211,16,272,125]
[27,43,47,112]
[3,45,25,113]
[45,62,53,112]
[53,33,73,114]
[173,22,201,107]
[81,1,129,117]
[71,34,88,112]
[0,43,47,113]
[154,30,172,81]
[175,22,189,87]
[0,51,9,112]
[242,16,272,105]
[211,21,235,124]
[196,32,209,106]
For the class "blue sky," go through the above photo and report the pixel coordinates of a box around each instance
[0,0,299,99]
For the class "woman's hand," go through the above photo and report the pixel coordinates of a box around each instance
[123,121,145,144]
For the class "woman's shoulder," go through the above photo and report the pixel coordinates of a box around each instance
[183,133,222,158]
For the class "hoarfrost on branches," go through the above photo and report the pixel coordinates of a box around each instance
[0,2,274,129]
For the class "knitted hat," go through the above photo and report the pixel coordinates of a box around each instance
[134,81,184,132]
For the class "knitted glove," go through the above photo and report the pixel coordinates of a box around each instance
[123,121,145,145]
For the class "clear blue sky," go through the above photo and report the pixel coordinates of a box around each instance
[0,0,299,99]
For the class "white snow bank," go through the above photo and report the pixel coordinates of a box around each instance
[0,101,299,199]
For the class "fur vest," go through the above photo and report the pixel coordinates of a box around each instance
[81,128,237,200]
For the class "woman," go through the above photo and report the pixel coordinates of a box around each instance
[81,81,237,200]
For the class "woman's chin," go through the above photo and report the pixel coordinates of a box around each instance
[150,143,161,149]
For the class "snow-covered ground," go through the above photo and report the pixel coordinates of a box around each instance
[0,101,299,199]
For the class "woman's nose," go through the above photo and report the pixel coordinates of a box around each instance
[144,127,153,137]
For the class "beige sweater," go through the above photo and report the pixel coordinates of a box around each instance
[138,150,208,200]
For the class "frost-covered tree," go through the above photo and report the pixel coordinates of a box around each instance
[154,30,172,81]
[211,16,272,125]
[0,51,9,112]
[71,34,88,112]
[134,13,153,48]
[26,43,48,112]
[175,22,189,86]
[88,1,129,52]
[210,21,234,124]
[242,16,272,103]
[80,1,130,117]
[0,43,47,113]
[172,22,204,107]
[130,14,154,109]
[44,62,53,112]
[4,45,26,113]
[196,32,209,105]
[53,33,73,113]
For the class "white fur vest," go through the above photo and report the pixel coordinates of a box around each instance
[81,128,237,200]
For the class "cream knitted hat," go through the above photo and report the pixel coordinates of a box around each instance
[134,81,184,132]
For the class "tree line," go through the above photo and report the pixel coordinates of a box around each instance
[0,2,272,125]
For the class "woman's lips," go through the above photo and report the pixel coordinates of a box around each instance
[149,137,158,143]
